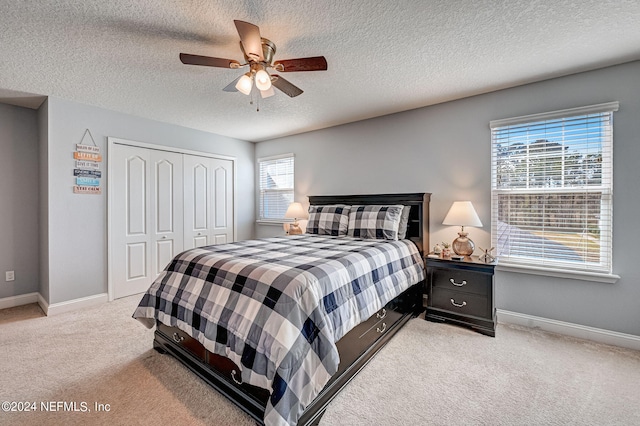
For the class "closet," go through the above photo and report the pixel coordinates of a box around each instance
[109,138,234,299]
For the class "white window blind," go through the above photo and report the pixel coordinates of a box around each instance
[490,102,618,274]
[258,153,294,221]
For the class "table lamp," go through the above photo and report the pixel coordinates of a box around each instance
[442,201,483,256]
[285,202,308,235]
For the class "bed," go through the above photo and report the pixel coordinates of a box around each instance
[134,192,430,425]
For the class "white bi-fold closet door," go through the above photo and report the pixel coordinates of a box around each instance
[183,154,234,250]
[109,139,234,300]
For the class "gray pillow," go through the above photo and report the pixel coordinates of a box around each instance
[397,205,411,240]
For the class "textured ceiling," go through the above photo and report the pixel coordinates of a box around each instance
[1,1,639,142]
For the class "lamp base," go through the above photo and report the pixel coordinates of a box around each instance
[288,222,303,235]
[452,231,475,256]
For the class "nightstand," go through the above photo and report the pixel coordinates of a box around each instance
[425,255,496,337]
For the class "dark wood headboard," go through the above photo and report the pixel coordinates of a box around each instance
[307,192,431,254]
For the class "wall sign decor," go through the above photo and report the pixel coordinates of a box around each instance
[76,143,101,153]
[73,151,102,162]
[76,176,101,186]
[74,169,102,178]
[74,185,102,194]
[75,160,100,170]
[73,129,103,195]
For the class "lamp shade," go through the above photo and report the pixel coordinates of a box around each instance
[442,201,482,227]
[255,69,272,91]
[235,74,253,95]
[285,202,308,220]
[260,86,275,98]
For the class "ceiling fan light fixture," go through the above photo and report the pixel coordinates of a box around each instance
[180,20,328,103]
[235,74,253,95]
[260,86,275,98]
[255,69,272,91]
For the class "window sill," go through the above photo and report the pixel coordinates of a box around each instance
[256,220,288,226]
[496,263,620,284]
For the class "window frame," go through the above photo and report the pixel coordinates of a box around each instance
[490,102,619,282]
[256,153,295,223]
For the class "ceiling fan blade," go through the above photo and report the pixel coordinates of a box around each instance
[180,53,240,69]
[273,56,327,72]
[271,75,303,97]
[222,75,242,92]
[234,20,264,62]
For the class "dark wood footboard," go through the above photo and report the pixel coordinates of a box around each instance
[153,283,423,425]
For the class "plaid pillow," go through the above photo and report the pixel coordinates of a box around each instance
[306,205,351,236]
[347,205,405,240]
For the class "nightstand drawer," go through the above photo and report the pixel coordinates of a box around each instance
[430,288,490,319]
[431,268,490,296]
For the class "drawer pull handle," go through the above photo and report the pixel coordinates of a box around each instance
[376,322,387,333]
[449,278,467,287]
[231,369,243,385]
[376,308,387,320]
[450,299,467,308]
[172,332,184,343]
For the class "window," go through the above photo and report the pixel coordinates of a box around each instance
[257,153,294,221]
[490,102,617,275]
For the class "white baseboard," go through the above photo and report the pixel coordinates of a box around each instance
[0,292,39,310]
[497,309,640,351]
[43,293,109,316]
[37,293,48,314]
[1,292,109,316]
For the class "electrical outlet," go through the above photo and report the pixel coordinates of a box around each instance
[5,271,14,282]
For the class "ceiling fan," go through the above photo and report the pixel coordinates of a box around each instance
[180,20,327,99]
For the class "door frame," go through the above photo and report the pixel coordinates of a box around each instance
[107,137,237,301]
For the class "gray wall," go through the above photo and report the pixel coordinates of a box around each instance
[255,61,640,336]
[45,97,255,304]
[0,103,40,299]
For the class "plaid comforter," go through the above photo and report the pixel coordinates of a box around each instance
[133,235,424,426]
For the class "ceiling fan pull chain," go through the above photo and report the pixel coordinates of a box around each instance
[251,84,260,112]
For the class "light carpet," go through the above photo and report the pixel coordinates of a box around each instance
[1,295,639,426]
